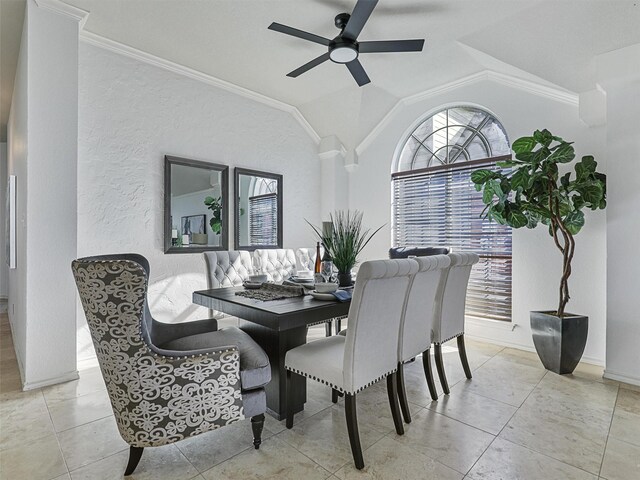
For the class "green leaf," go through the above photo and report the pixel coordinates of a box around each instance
[575,155,597,180]
[576,181,604,207]
[512,136,537,154]
[564,210,585,235]
[533,129,553,147]
[511,168,530,191]
[496,160,524,168]
[507,209,528,228]
[547,143,575,163]
[470,169,496,185]
[560,172,571,189]
[482,183,495,204]
[204,196,214,205]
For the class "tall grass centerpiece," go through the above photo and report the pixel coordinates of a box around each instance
[307,210,384,286]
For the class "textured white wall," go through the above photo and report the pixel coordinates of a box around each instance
[600,45,640,385]
[7,0,79,388]
[77,43,321,359]
[349,80,608,365]
[0,142,8,298]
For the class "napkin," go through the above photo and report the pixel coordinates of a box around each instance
[331,290,352,302]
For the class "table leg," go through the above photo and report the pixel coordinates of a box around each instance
[239,320,307,420]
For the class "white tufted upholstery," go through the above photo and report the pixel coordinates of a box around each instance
[203,251,254,289]
[399,255,451,362]
[253,249,296,283]
[432,252,480,344]
[295,247,324,272]
[285,259,419,394]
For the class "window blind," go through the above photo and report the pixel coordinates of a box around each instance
[392,158,512,321]
[249,193,278,246]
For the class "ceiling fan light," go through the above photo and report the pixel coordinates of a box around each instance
[329,46,358,64]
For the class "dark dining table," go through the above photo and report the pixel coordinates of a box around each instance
[192,286,350,420]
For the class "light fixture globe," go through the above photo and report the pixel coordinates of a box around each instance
[329,45,358,63]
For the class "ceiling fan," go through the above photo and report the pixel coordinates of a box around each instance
[268,0,425,87]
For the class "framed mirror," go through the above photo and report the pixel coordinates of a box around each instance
[164,155,229,254]
[234,168,283,250]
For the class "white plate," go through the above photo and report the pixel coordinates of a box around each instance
[310,290,337,301]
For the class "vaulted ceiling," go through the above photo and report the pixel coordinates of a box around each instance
[2,1,639,145]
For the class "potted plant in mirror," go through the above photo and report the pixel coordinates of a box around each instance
[471,129,606,374]
[307,210,383,287]
[204,196,223,235]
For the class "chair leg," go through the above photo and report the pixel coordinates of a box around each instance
[457,335,472,379]
[335,318,342,335]
[422,348,438,401]
[344,393,365,470]
[286,370,294,429]
[396,362,411,424]
[325,321,332,337]
[386,372,405,435]
[332,388,339,403]
[434,344,450,395]
[124,446,144,476]
[251,414,265,449]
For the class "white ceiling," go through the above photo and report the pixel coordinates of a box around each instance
[1,0,639,146]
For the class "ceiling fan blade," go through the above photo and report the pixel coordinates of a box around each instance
[287,53,331,78]
[342,0,378,41]
[346,59,371,86]
[359,39,425,53]
[268,22,331,46]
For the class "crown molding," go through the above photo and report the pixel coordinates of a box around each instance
[78,30,321,144]
[356,70,578,156]
[34,0,89,28]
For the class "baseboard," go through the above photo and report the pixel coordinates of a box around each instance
[22,370,79,391]
[465,334,604,366]
[603,370,640,387]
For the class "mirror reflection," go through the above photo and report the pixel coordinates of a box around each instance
[235,168,282,250]
[164,156,228,253]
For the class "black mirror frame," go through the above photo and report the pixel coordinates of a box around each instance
[164,155,229,254]
[234,167,283,251]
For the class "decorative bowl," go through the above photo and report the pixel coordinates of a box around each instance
[314,282,338,293]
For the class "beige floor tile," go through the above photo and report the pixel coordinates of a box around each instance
[536,372,619,412]
[42,367,106,404]
[279,404,388,473]
[200,436,332,480]
[57,416,128,470]
[395,408,494,474]
[492,348,547,370]
[615,387,640,415]
[48,390,113,433]
[452,355,546,407]
[500,392,609,474]
[52,475,72,480]
[69,444,199,480]
[0,407,56,451]
[618,381,640,393]
[467,437,597,480]
[427,386,517,435]
[0,434,67,480]
[609,409,640,447]
[177,418,273,472]
[600,437,640,480]
[0,388,48,418]
[334,436,463,480]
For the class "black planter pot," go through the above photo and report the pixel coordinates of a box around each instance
[337,272,353,287]
[530,311,588,375]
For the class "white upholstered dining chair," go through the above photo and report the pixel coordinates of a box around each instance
[432,252,480,394]
[203,251,254,288]
[284,258,419,469]
[253,249,296,282]
[396,254,451,422]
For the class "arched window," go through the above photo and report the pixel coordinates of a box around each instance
[249,176,278,246]
[392,106,512,321]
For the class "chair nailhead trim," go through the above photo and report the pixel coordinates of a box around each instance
[435,332,464,345]
[284,366,398,395]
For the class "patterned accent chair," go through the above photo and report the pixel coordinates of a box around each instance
[432,252,480,394]
[252,249,296,283]
[72,254,270,476]
[284,259,419,469]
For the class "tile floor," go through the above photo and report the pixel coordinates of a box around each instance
[1,313,639,480]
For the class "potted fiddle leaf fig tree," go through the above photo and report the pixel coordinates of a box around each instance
[471,129,606,374]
